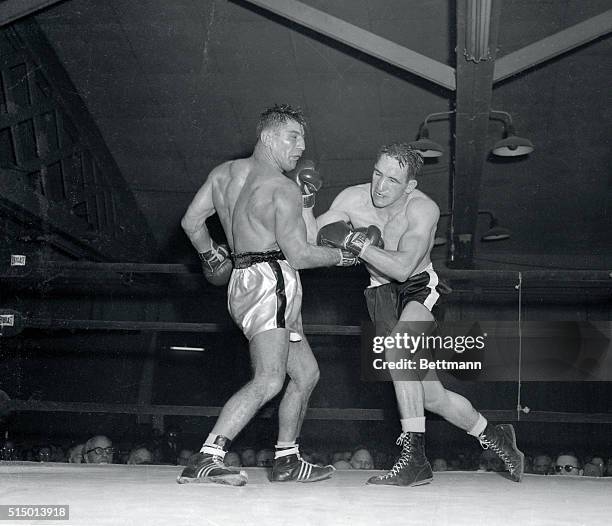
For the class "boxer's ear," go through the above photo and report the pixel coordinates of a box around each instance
[405,179,417,193]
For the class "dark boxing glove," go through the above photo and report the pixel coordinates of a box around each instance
[287,159,323,208]
[354,225,384,250]
[317,220,370,257]
[198,240,233,286]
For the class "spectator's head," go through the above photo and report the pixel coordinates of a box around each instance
[241,448,256,467]
[1,439,16,461]
[37,446,51,462]
[432,458,448,472]
[127,447,153,465]
[310,451,331,467]
[67,444,85,463]
[590,456,605,472]
[605,458,612,477]
[177,449,194,467]
[583,462,603,477]
[532,454,552,475]
[256,448,274,467]
[554,454,582,476]
[332,451,345,464]
[225,451,241,467]
[478,449,504,472]
[350,448,374,470]
[333,460,352,470]
[50,445,65,462]
[83,435,114,464]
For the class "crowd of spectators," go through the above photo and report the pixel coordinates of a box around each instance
[1,430,611,477]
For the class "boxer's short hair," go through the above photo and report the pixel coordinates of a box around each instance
[257,104,306,137]
[377,142,424,180]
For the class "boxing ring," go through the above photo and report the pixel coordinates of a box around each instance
[1,462,611,526]
[2,263,612,525]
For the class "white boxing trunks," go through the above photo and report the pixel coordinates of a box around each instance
[228,251,303,342]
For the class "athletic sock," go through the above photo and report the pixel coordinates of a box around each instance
[274,442,299,459]
[467,414,488,438]
[200,433,226,458]
[401,417,426,433]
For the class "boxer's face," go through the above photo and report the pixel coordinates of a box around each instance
[371,155,415,208]
[266,120,305,172]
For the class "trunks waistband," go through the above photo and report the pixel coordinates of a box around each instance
[232,250,286,269]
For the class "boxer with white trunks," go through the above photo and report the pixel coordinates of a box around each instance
[178,104,353,486]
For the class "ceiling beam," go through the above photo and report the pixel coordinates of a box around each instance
[0,0,64,27]
[451,0,502,267]
[494,9,612,83]
[241,0,456,90]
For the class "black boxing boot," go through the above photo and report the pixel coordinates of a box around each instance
[477,424,524,482]
[176,435,247,486]
[271,446,335,483]
[367,432,433,486]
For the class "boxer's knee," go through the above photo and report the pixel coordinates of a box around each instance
[251,372,285,403]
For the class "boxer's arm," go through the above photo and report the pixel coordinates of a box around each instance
[181,176,216,253]
[274,185,341,269]
[302,207,318,244]
[316,188,357,229]
[359,200,438,282]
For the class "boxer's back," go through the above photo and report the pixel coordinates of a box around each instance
[211,158,286,253]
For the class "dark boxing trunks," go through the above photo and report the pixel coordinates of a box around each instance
[364,263,441,335]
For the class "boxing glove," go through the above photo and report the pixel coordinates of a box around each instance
[337,249,359,267]
[317,221,370,257]
[287,159,323,208]
[354,225,384,250]
[199,240,233,286]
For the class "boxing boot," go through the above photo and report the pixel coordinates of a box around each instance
[367,432,433,486]
[477,423,524,482]
[271,450,335,483]
[177,435,247,486]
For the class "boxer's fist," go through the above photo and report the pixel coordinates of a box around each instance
[287,159,322,208]
[317,221,370,257]
[355,225,384,250]
[199,241,233,286]
[336,249,359,267]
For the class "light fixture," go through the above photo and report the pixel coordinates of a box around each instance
[490,110,534,157]
[408,110,454,158]
[478,210,511,241]
[434,210,510,245]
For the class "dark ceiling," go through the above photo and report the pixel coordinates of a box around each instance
[20,0,612,267]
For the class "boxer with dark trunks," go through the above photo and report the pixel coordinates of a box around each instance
[178,104,352,486]
[317,142,524,486]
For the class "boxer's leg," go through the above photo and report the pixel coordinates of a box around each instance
[212,328,289,439]
[271,321,335,482]
[177,329,289,486]
[278,337,319,443]
[367,302,433,486]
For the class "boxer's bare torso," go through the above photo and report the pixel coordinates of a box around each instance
[209,158,296,253]
[325,183,437,284]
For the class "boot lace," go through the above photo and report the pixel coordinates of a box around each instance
[479,432,516,473]
[381,432,414,479]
